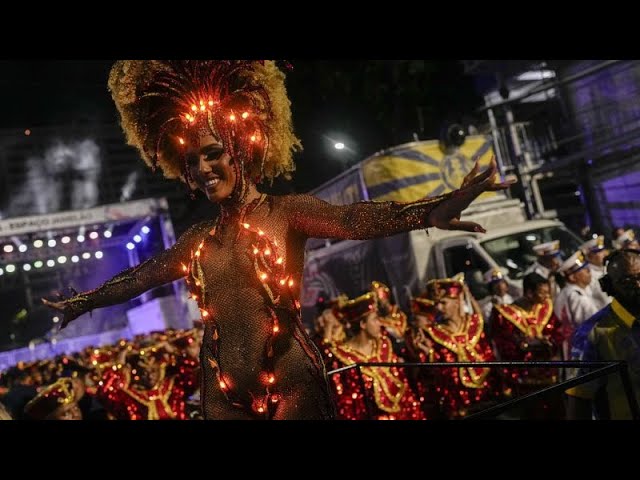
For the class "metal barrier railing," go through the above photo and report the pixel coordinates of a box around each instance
[327,361,639,420]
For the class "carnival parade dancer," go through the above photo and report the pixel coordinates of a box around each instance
[43,61,512,419]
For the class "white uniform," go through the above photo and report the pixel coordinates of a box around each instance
[525,262,561,298]
[587,264,611,310]
[481,294,515,320]
[588,263,605,281]
[554,283,599,333]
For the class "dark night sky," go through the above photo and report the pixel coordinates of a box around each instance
[0,60,483,192]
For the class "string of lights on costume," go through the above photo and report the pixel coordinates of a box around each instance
[49,60,465,420]
[328,292,426,420]
[491,299,565,393]
[422,278,501,419]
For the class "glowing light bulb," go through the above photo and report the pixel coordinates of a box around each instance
[241,112,249,119]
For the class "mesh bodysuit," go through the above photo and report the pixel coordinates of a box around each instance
[64,192,450,419]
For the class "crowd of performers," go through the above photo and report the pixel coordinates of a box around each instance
[313,230,638,420]
[0,229,637,420]
[0,328,202,420]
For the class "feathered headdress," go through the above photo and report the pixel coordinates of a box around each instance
[108,60,301,185]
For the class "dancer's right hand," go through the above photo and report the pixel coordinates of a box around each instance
[41,297,81,329]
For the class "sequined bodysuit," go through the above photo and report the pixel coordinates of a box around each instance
[65,192,450,419]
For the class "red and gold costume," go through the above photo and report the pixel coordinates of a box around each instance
[422,278,500,419]
[425,313,500,418]
[403,297,438,411]
[55,60,461,420]
[96,353,198,420]
[371,281,408,338]
[404,297,438,362]
[491,299,565,394]
[24,377,78,420]
[328,293,425,420]
[312,294,348,366]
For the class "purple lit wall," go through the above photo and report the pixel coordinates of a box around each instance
[563,60,640,232]
[56,246,132,339]
[566,60,640,153]
[602,170,640,203]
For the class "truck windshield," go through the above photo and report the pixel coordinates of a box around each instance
[480,226,584,279]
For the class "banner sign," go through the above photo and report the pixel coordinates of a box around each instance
[0,198,168,237]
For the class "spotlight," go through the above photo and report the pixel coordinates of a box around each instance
[5,264,15,273]
[441,123,466,149]
[89,232,99,240]
[18,244,28,253]
[133,235,142,243]
[34,260,43,268]
[46,260,55,267]
[104,230,112,239]
[77,235,85,243]
[57,256,67,264]
[48,239,56,247]
[0,268,3,276]
[141,226,150,234]
[95,251,103,259]
[3,245,13,253]
[126,242,135,250]
[53,316,60,323]
[23,264,31,271]
[34,239,44,248]
[82,252,91,260]
[61,236,71,244]
[71,255,79,263]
